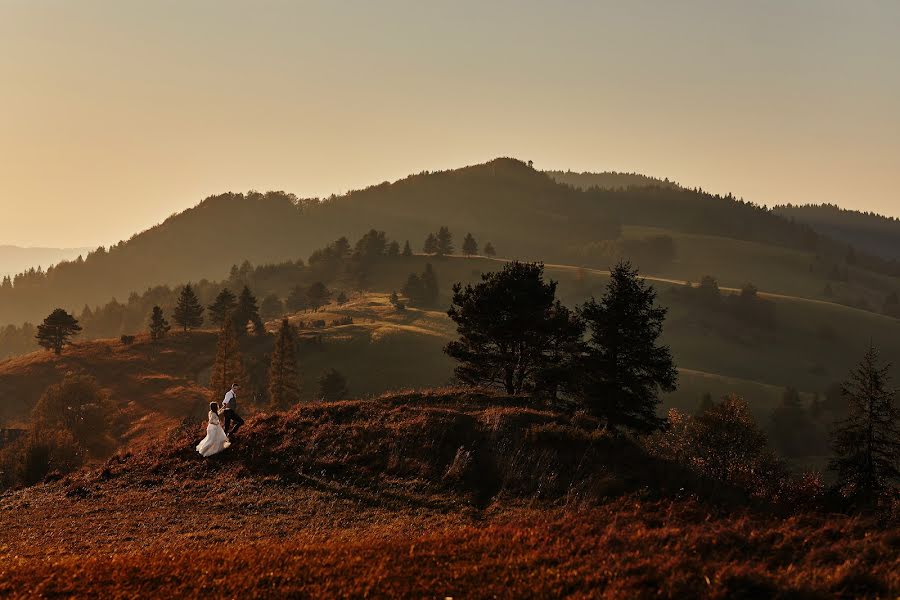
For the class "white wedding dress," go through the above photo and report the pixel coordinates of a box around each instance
[196,410,231,457]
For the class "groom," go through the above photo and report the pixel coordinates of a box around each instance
[221,383,245,440]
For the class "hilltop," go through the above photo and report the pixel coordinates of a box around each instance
[0,389,895,598]
[0,245,92,279]
[546,169,680,190]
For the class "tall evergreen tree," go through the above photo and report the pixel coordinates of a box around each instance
[286,284,308,312]
[233,286,264,335]
[387,240,400,257]
[402,240,413,257]
[210,319,247,401]
[208,288,237,327]
[462,233,478,256]
[306,281,331,312]
[173,284,204,331]
[436,226,454,256]
[483,242,496,257]
[577,261,677,432]
[36,308,82,355]
[149,306,171,341]
[268,319,300,410]
[423,233,438,255]
[421,263,439,306]
[829,345,900,501]
[260,294,284,320]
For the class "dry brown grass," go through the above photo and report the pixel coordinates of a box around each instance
[1,389,897,597]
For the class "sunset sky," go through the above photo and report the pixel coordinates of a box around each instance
[1,1,898,247]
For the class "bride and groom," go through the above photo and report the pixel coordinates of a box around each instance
[196,383,246,457]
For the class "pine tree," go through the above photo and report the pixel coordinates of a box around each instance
[462,233,478,256]
[306,281,331,311]
[317,368,348,401]
[149,306,171,341]
[421,263,439,305]
[173,284,204,331]
[402,240,413,257]
[829,344,900,501]
[260,294,284,320]
[210,319,247,401]
[208,288,237,327]
[268,319,300,410]
[233,286,264,335]
[423,233,438,255]
[286,284,308,312]
[483,242,496,257]
[387,240,400,257]
[36,309,82,355]
[436,226,454,256]
[577,261,677,432]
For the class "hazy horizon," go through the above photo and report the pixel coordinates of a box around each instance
[2,1,899,247]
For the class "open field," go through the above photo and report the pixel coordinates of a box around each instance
[1,391,896,598]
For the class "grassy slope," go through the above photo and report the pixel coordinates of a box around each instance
[1,391,895,598]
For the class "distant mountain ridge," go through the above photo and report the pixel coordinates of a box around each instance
[0,245,92,278]
[774,203,900,261]
[546,170,680,190]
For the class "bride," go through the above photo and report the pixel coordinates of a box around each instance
[197,402,231,457]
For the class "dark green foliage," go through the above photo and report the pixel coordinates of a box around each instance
[353,229,388,264]
[576,261,677,432]
[260,294,284,320]
[462,233,478,256]
[208,288,237,327]
[149,306,171,341]
[436,226,454,256]
[483,242,496,257]
[317,368,348,401]
[402,240,413,257]
[423,233,438,255]
[233,286,264,336]
[172,284,204,331]
[401,263,439,307]
[306,281,331,312]
[445,261,573,395]
[829,345,900,501]
[268,319,300,410]
[35,308,81,354]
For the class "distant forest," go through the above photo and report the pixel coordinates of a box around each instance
[545,170,680,190]
[775,203,900,261]
[2,158,900,331]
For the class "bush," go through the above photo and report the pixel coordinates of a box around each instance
[0,427,83,489]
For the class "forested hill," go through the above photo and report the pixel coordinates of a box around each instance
[0,158,895,326]
[546,170,680,191]
[0,245,92,278]
[774,203,900,261]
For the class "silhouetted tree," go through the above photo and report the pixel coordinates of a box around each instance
[233,286,264,335]
[389,290,405,310]
[260,294,284,320]
[436,226,454,256]
[445,261,570,395]
[149,306,170,341]
[402,264,439,307]
[387,240,400,257]
[402,240,413,257]
[208,288,237,327]
[423,233,438,255]
[36,308,82,355]
[462,233,478,256]
[421,263,439,305]
[173,284,204,331]
[306,281,331,312]
[336,291,348,305]
[31,371,114,456]
[210,319,247,401]
[268,319,300,410]
[483,242,496,257]
[829,345,900,502]
[576,261,677,432]
[317,368,348,401]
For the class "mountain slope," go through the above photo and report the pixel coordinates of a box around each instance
[775,203,900,261]
[0,245,92,278]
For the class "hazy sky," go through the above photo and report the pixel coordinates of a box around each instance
[1,1,898,247]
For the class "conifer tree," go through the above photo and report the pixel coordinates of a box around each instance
[233,286,264,335]
[483,242,496,257]
[286,284,308,312]
[173,284,204,331]
[210,319,247,401]
[149,306,171,341]
[830,344,900,501]
[317,368,348,401]
[387,240,400,257]
[423,233,438,255]
[268,319,300,410]
[402,240,413,257]
[576,261,677,432]
[36,308,82,355]
[421,263,439,305]
[208,288,237,327]
[306,281,331,311]
[462,233,478,256]
[436,226,454,256]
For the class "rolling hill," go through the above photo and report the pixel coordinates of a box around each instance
[775,203,900,261]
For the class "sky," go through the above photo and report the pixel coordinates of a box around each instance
[1,1,898,248]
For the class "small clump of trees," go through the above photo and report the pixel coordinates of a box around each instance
[401,264,439,307]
